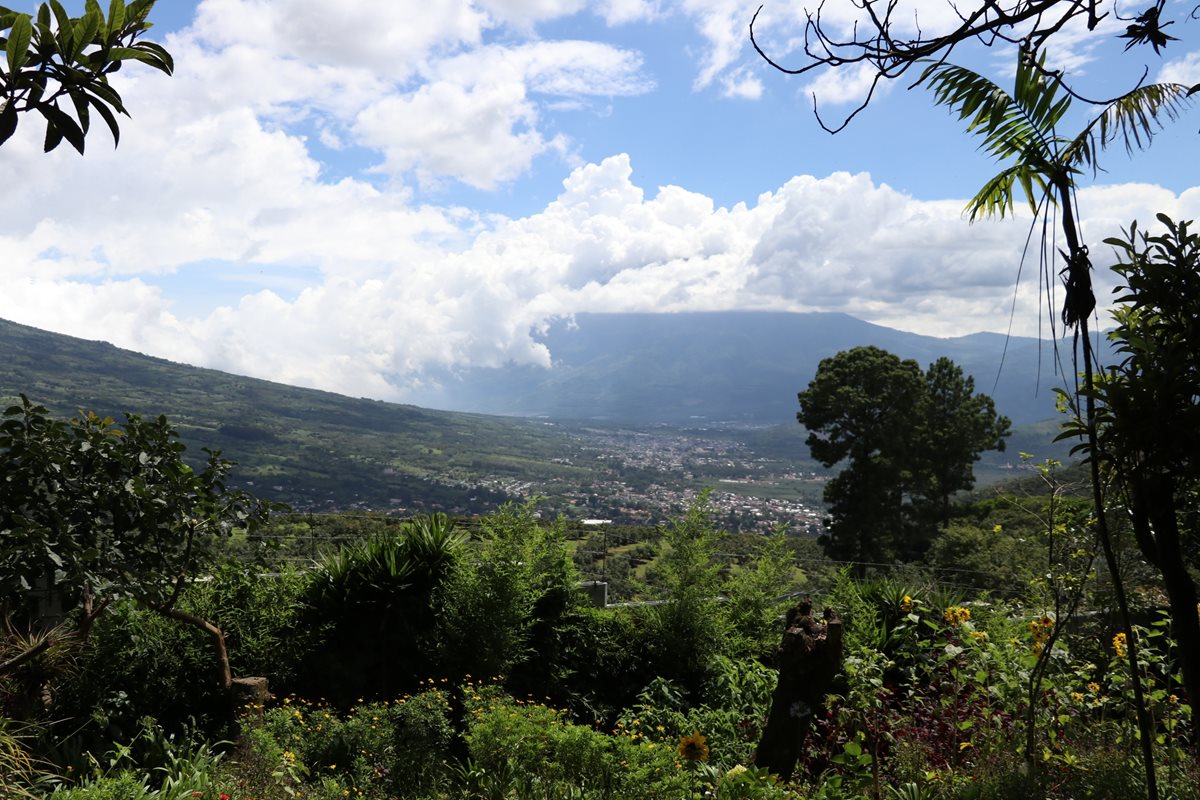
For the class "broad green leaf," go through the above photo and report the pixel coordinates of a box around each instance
[107,0,125,40]
[68,86,90,133]
[71,7,102,62]
[87,91,120,144]
[0,100,17,146]
[6,12,31,74]
[42,113,62,151]
[86,78,127,114]
[133,39,172,73]
[47,0,73,59]
[126,0,154,29]
[108,44,169,73]
[39,101,84,153]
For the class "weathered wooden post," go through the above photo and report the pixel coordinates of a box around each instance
[754,599,843,781]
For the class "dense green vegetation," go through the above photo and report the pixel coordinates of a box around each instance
[3,483,1199,799]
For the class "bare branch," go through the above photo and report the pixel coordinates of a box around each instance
[751,0,1183,130]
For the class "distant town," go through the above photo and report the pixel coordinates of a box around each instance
[397,423,829,535]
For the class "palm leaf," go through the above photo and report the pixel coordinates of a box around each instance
[1015,51,1072,134]
[925,52,1193,226]
[1063,82,1196,172]
[964,163,1049,221]
[920,53,1067,167]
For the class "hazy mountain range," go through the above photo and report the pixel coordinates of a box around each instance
[406,311,1098,426]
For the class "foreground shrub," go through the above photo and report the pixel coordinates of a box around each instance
[49,562,310,762]
[635,498,731,701]
[462,684,692,799]
[53,601,228,754]
[47,722,230,800]
[297,513,465,703]
[0,716,51,798]
[614,655,776,771]
[185,561,313,688]
[254,688,454,798]
[437,502,580,692]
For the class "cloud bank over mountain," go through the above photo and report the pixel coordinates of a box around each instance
[0,0,1196,403]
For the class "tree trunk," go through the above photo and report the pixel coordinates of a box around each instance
[154,605,233,690]
[754,600,843,781]
[1134,475,1200,717]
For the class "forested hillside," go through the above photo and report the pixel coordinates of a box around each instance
[0,317,606,512]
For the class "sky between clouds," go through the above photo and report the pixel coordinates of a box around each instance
[1,0,1199,402]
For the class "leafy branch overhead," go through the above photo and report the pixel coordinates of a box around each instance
[0,0,173,153]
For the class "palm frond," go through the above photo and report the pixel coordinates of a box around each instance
[964,163,1049,221]
[919,53,1068,167]
[1063,82,1196,172]
[1013,51,1072,135]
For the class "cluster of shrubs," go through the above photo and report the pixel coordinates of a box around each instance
[5,497,1200,799]
[3,501,800,788]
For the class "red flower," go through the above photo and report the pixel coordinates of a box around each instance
[220,795,231,800]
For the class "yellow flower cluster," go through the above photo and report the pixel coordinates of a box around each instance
[1029,614,1054,654]
[1113,631,1128,658]
[943,606,971,627]
[900,595,913,613]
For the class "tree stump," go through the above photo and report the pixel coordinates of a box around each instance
[230,676,272,725]
[754,600,843,781]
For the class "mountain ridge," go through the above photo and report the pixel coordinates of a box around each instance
[405,310,1085,425]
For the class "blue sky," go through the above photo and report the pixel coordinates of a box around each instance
[2,0,1198,402]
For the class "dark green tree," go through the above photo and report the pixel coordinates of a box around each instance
[916,357,1011,529]
[798,346,1008,567]
[0,397,274,689]
[1,0,172,152]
